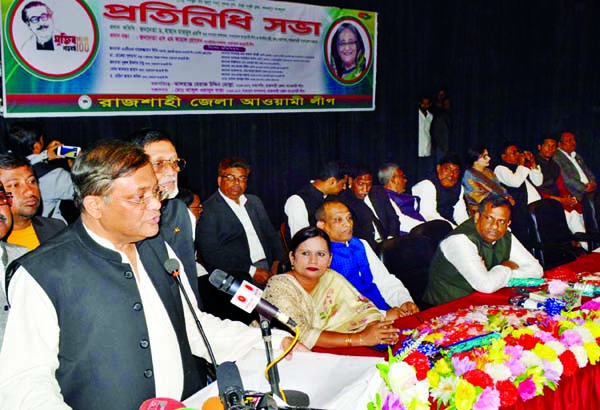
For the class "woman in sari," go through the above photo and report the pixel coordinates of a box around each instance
[262,226,400,349]
[462,145,514,215]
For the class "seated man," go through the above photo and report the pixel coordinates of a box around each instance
[0,181,29,347]
[0,141,292,410]
[338,166,399,250]
[378,163,426,233]
[411,153,468,227]
[284,160,349,238]
[4,121,75,224]
[535,137,585,234]
[553,132,596,201]
[493,142,543,246]
[315,201,419,316]
[423,195,543,306]
[196,157,282,283]
[0,153,66,250]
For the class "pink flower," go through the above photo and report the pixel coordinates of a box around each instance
[382,392,405,410]
[474,387,501,410]
[560,329,583,347]
[451,356,476,376]
[506,358,526,376]
[517,378,537,401]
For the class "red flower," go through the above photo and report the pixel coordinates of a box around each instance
[496,379,519,407]
[404,351,430,380]
[517,334,540,350]
[559,350,579,377]
[463,369,493,389]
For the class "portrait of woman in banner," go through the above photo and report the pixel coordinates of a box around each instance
[329,22,368,82]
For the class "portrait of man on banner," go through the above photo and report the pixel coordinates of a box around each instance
[8,0,97,79]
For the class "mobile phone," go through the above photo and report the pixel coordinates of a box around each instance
[55,145,81,158]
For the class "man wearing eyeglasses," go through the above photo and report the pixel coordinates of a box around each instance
[21,1,56,51]
[0,141,294,409]
[424,195,543,306]
[196,157,283,321]
[132,129,203,301]
[0,182,29,348]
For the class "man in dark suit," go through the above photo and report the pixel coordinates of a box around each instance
[195,157,282,322]
[0,153,65,250]
[338,166,400,250]
[553,132,597,201]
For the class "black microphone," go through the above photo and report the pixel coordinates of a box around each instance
[209,269,298,329]
[164,258,218,370]
[216,361,248,410]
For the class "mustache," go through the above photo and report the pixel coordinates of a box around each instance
[36,24,49,31]
[0,214,8,222]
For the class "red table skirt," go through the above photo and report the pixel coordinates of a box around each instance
[313,253,600,409]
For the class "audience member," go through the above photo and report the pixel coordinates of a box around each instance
[462,145,513,215]
[424,195,543,306]
[412,153,468,227]
[535,137,585,234]
[315,201,419,316]
[4,121,75,223]
[196,157,282,285]
[553,132,596,201]
[132,129,201,298]
[417,95,434,179]
[430,93,451,158]
[0,141,293,410]
[177,187,203,222]
[0,181,28,347]
[494,142,542,245]
[378,163,426,233]
[262,227,400,349]
[284,160,349,238]
[338,166,399,250]
[0,153,65,250]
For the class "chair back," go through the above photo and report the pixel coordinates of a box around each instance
[527,198,573,244]
[582,191,600,233]
[409,220,453,248]
[378,233,436,309]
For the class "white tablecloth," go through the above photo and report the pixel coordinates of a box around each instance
[184,349,385,409]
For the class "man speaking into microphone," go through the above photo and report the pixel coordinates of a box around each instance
[0,141,294,410]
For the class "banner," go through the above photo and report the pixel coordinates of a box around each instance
[0,0,377,117]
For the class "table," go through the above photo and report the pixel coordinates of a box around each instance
[314,252,600,409]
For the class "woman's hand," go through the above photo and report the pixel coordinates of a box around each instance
[359,320,399,346]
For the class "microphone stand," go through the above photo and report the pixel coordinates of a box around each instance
[172,271,219,372]
[260,319,282,399]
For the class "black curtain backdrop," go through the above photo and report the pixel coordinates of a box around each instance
[3,0,599,227]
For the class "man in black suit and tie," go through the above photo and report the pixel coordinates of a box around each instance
[195,157,282,322]
[338,167,400,250]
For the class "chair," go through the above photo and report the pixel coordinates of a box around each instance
[527,198,600,268]
[581,191,600,234]
[409,220,453,249]
[378,233,436,310]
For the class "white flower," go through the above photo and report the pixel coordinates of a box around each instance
[387,361,418,398]
[544,340,566,355]
[574,327,594,343]
[430,376,457,404]
[484,363,511,381]
[570,346,589,368]
[521,350,543,368]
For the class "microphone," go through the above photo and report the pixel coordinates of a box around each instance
[164,258,218,371]
[216,361,248,410]
[208,270,297,329]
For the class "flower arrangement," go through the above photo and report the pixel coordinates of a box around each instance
[368,305,600,410]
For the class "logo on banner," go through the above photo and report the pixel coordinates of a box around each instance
[325,17,372,85]
[5,0,99,80]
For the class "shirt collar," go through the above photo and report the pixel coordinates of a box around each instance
[218,189,247,207]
